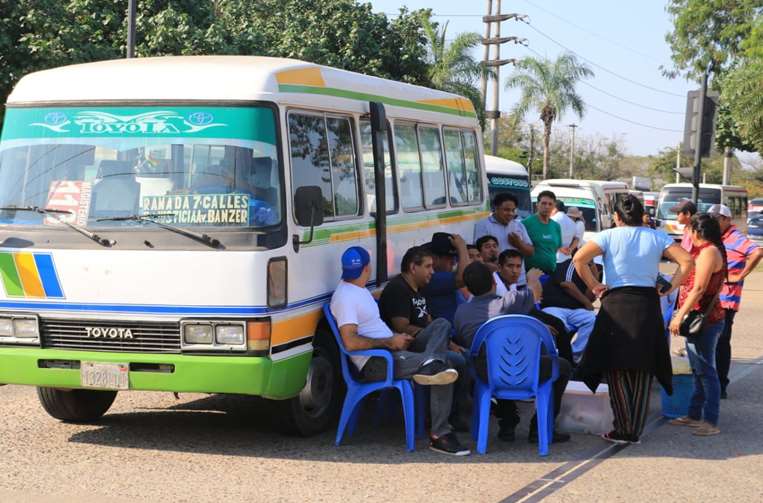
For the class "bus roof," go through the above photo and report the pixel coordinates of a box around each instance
[6,56,476,120]
[660,183,747,191]
[484,155,528,177]
[534,179,614,189]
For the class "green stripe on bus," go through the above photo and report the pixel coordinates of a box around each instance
[0,253,24,297]
[278,84,477,118]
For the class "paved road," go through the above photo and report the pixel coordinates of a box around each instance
[2,274,763,502]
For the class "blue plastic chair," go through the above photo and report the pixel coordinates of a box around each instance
[323,303,418,451]
[470,314,559,456]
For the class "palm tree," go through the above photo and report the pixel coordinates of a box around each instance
[506,54,594,179]
[421,15,488,125]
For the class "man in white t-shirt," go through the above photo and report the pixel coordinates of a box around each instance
[551,200,579,263]
[567,206,586,248]
[329,246,470,456]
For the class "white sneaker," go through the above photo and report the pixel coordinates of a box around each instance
[413,368,458,386]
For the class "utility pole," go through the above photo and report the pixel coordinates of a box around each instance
[480,0,493,108]
[482,4,526,155]
[528,124,535,183]
[722,146,732,185]
[126,0,137,58]
[675,145,681,183]
[568,124,578,178]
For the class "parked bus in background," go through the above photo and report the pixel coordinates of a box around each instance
[657,183,748,240]
[592,181,630,218]
[531,179,610,240]
[0,56,488,435]
[485,155,531,218]
[643,191,659,217]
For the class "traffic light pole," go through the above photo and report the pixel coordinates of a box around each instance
[126,0,137,58]
[692,67,710,204]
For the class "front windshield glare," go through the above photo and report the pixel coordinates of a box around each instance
[0,106,281,230]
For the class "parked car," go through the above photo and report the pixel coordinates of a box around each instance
[747,213,763,242]
[748,197,763,216]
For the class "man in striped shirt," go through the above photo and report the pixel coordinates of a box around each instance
[709,204,763,398]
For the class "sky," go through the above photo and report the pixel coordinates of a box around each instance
[369,0,697,157]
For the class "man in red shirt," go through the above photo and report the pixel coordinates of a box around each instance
[709,204,763,398]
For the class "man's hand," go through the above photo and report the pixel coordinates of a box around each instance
[450,233,467,251]
[508,232,523,248]
[448,340,465,353]
[527,268,544,284]
[559,246,571,256]
[727,272,745,284]
[592,283,608,298]
[386,333,414,351]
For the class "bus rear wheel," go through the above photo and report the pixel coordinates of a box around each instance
[278,338,342,436]
[36,387,117,423]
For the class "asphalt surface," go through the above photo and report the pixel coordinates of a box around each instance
[2,273,763,502]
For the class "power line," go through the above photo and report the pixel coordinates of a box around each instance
[586,102,683,132]
[522,45,684,115]
[383,12,482,17]
[519,0,662,64]
[523,22,685,98]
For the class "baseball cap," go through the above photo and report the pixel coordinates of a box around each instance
[341,246,371,280]
[708,204,732,218]
[670,199,697,215]
[428,232,456,257]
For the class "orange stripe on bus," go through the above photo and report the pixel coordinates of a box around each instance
[271,308,323,347]
[13,253,45,298]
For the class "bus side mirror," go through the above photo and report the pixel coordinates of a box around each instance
[293,186,324,251]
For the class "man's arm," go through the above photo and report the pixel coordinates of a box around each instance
[452,234,469,288]
[339,323,412,351]
[388,317,422,336]
[508,223,535,256]
[560,281,595,310]
[728,246,763,283]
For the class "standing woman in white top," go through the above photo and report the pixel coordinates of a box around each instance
[572,195,693,445]
[550,200,579,263]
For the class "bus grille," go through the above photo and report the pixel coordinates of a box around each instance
[41,318,181,353]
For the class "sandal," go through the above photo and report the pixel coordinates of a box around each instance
[692,423,721,436]
[669,416,702,427]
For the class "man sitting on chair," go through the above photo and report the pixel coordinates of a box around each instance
[453,261,572,443]
[330,246,470,456]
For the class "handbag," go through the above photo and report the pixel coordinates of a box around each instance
[679,291,720,338]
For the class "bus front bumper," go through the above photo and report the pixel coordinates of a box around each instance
[0,347,311,399]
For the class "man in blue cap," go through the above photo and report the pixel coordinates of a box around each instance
[330,246,470,456]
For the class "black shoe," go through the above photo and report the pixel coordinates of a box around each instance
[430,432,471,456]
[721,389,728,399]
[529,429,571,444]
[413,362,459,386]
[497,425,516,442]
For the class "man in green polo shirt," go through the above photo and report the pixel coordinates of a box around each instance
[524,190,562,273]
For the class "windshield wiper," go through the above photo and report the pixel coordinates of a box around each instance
[0,206,115,247]
[97,213,223,249]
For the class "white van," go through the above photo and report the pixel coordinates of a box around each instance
[485,155,531,218]
[657,183,748,239]
[0,56,488,434]
[531,179,611,241]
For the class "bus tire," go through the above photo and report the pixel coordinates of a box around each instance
[36,387,117,423]
[277,330,343,436]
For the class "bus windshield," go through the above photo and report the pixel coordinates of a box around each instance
[0,106,281,230]
[556,196,598,232]
[487,174,531,218]
[657,187,720,220]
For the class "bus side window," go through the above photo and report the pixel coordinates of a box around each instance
[461,129,482,204]
[394,123,424,210]
[288,112,360,221]
[359,120,398,214]
[443,128,468,205]
[418,125,447,208]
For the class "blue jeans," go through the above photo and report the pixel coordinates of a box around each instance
[686,319,725,426]
[542,306,596,360]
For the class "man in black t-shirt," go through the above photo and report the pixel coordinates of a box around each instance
[540,258,597,361]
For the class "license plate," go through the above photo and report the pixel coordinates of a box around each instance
[81,362,129,390]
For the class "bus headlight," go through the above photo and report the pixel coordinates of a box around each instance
[215,324,245,345]
[0,315,39,344]
[183,323,214,345]
[13,318,39,338]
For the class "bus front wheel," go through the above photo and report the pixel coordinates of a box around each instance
[36,387,117,423]
[278,336,342,436]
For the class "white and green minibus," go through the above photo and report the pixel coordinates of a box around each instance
[0,56,488,434]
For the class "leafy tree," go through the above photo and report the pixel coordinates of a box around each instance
[663,0,763,81]
[420,15,486,125]
[505,53,594,179]
[0,1,433,126]
[721,59,763,153]
[715,103,756,152]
